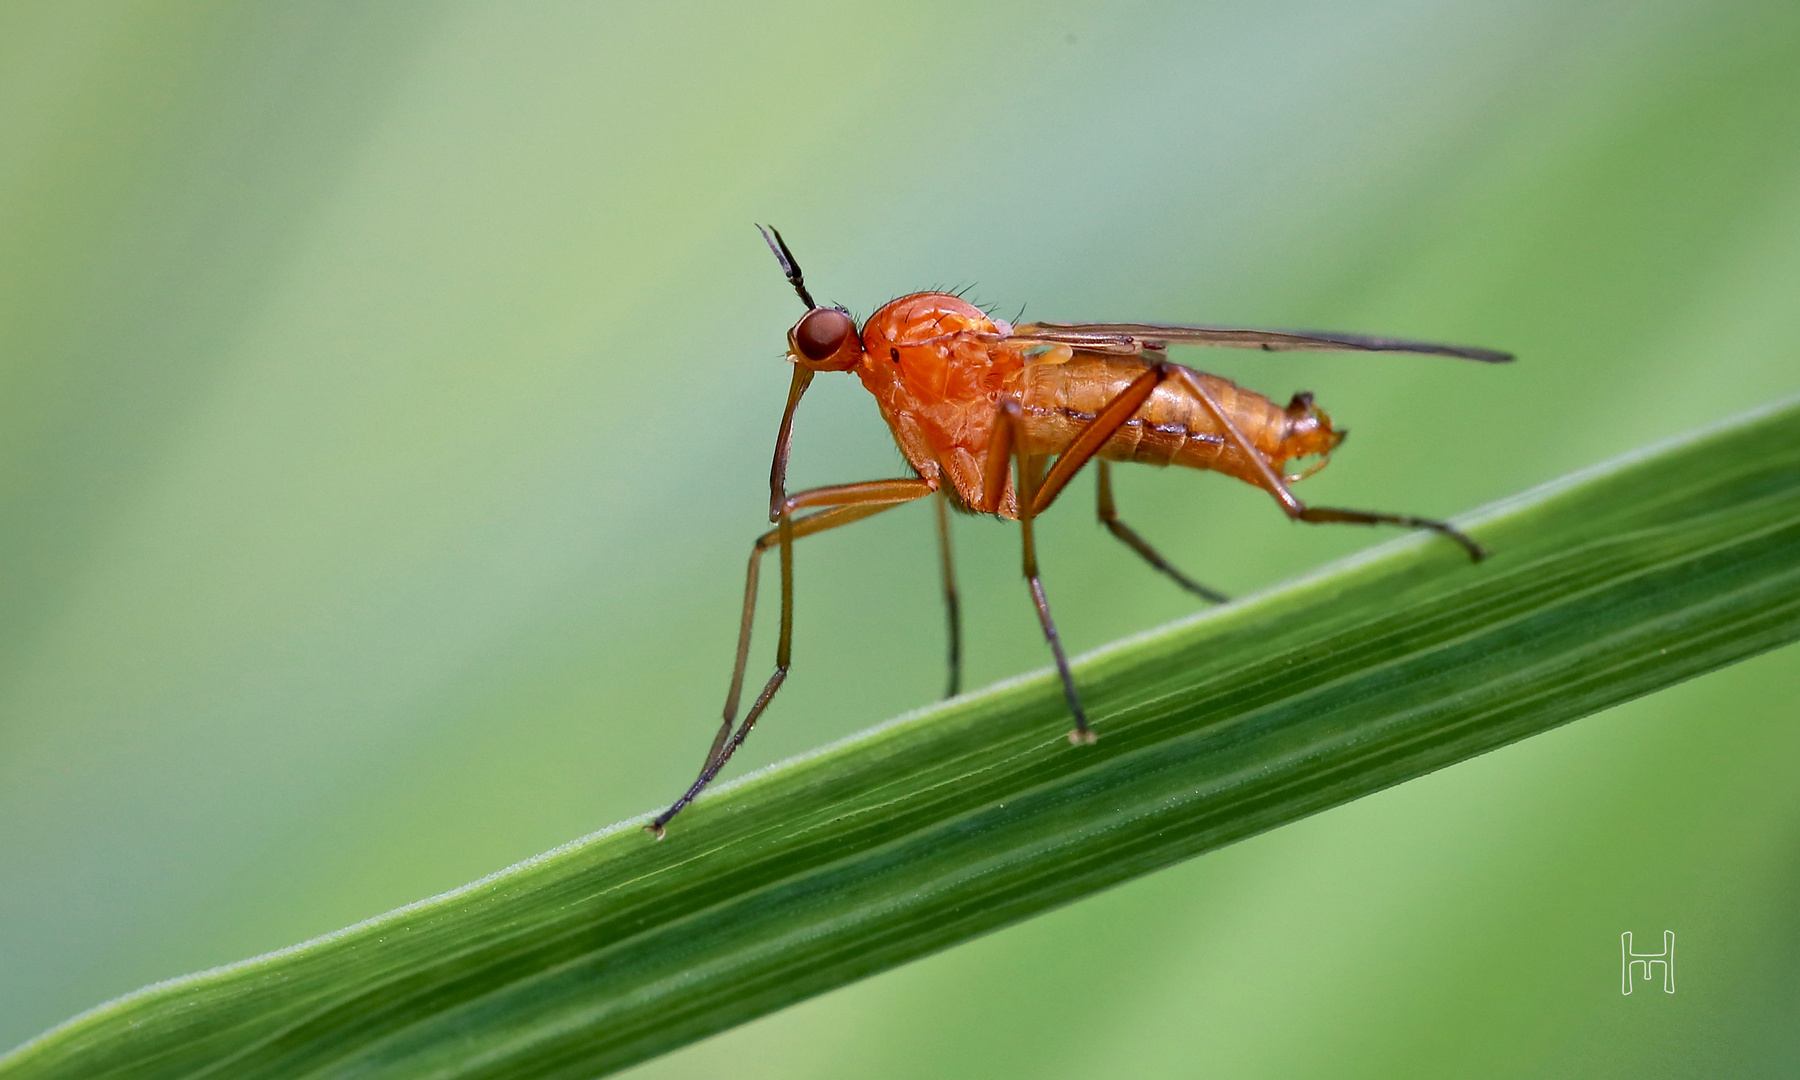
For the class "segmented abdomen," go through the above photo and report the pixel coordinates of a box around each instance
[1017,354,1286,485]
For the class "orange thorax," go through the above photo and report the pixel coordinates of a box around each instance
[856,293,1024,509]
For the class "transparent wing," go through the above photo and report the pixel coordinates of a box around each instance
[1011,321,1513,363]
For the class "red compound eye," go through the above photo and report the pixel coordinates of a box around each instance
[794,307,853,362]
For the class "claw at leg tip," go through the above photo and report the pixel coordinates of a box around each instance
[645,823,666,841]
[1068,728,1097,746]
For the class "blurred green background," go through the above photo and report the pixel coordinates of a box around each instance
[2,1,1798,1075]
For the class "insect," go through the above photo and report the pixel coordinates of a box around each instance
[646,226,1512,837]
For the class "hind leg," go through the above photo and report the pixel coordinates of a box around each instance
[1095,460,1229,602]
[1167,368,1487,561]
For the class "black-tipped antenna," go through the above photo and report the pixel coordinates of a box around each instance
[757,224,816,310]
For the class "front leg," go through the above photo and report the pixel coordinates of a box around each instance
[767,366,816,520]
[649,477,934,838]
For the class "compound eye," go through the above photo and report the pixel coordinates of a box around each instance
[794,307,854,362]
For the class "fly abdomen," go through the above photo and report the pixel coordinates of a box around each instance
[1019,355,1288,483]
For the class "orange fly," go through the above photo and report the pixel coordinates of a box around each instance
[647,226,1512,837]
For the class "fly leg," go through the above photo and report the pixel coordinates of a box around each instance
[934,490,962,698]
[1167,367,1487,561]
[987,400,1094,744]
[1095,459,1228,603]
[767,365,815,518]
[1288,505,1487,559]
[649,477,935,838]
[982,361,1194,744]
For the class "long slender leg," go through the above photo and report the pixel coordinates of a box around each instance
[1167,367,1487,561]
[1287,505,1486,559]
[934,490,962,698]
[767,366,816,520]
[988,401,1095,745]
[977,366,1189,744]
[701,499,892,775]
[1096,459,1229,603]
[650,478,934,837]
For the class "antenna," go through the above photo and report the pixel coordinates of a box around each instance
[757,224,816,310]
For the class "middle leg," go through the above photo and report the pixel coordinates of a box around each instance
[934,489,962,699]
[987,400,1094,744]
[979,362,1185,745]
